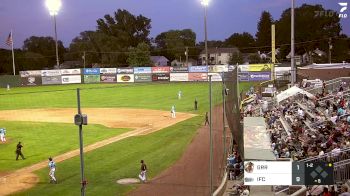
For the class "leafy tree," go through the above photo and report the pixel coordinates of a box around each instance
[276,4,341,61]
[23,36,65,68]
[97,9,151,48]
[229,52,244,65]
[127,42,151,66]
[256,11,273,48]
[248,53,261,64]
[154,29,196,61]
[225,32,256,52]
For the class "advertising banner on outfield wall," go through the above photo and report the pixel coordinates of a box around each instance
[20,70,42,77]
[83,68,100,75]
[188,73,208,81]
[152,73,170,81]
[208,73,222,81]
[100,75,117,83]
[61,75,82,84]
[41,70,61,77]
[21,76,42,86]
[238,65,249,72]
[189,66,208,73]
[170,73,189,82]
[60,69,81,75]
[249,72,271,81]
[133,67,152,74]
[170,67,188,73]
[152,67,170,73]
[100,68,117,74]
[42,76,62,85]
[117,74,135,83]
[247,64,273,72]
[209,65,228,73]
[239,72,250,82]
[228,65,235,72]
[134,74,152,82]
[84,75,100,83]
[117,68,134,74]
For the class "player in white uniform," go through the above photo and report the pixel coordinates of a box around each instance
[0,128,6,142]
[48,157,57,183]
[178,90,182,99]
[171,105,176,118]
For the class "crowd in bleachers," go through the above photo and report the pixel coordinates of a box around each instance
[243,81,350,161]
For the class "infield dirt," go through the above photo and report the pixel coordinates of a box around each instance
[0,108,195,196]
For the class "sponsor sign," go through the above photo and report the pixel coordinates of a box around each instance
[100,68,117,74]
[189,66,208,73]
[208,73,222,81]
[152,67,170,73]
[134,74,152,82]
[170,73,189,82]
[238,65,249,72]
[19,70,41,77]
[228,65,235,72]
[84,75,100,83]
[188,73,208,81]
[41,70,61,77]
[209,65,228,73]
[248,64,273,72]
[170,67,189,73]
[60,69,81,75]
[117,74,135,83]
[239,72,250,81]
[117,68,134,74]
[152,73,170,81]
[83,68,100,75]
[249,72,271,81]
[100,75,117,83]
[61,75,82,84]
[21,76,42,86]
[42,76,62,85]
[133,67,152,74]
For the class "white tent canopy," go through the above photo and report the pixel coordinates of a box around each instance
[276,86,314,103]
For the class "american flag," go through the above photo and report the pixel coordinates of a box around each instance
[6,32,13,47]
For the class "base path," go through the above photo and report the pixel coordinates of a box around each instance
[0,108,195,196]
[129,105,229,196]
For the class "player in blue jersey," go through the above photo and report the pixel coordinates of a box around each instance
[48,157,57,183]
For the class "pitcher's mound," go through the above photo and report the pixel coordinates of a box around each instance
[117,178,140,185]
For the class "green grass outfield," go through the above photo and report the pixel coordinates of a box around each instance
[0,82,253,195]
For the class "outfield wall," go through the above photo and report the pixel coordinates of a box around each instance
[17,64,273,86]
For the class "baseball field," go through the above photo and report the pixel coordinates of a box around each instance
[0,82,250,196]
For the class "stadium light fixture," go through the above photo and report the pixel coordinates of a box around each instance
[46,0,61,16]
[201,0,210,7]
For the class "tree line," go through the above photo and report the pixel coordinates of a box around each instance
[0,4,349,74]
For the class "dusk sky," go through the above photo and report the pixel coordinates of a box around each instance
[0,0,349,49]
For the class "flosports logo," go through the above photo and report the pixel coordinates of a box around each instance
[339,2,348,18]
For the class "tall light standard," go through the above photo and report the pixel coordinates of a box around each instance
[201,0,209,68]
[200,1,212,195]
[291,0,295,85]
[46,0,61,69]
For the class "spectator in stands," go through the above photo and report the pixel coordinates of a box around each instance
[340,185,350,196]
[322,187,331,196]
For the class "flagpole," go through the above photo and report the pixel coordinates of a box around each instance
[10,30,16,75]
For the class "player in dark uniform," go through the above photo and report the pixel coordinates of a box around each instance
[139,160,147,183]
[16,142,25,160]
[194,99,198,110]
[205,112,210,125]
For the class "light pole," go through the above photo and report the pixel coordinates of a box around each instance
[46,0,61,69]
[201,0,209,69]
[291,0,295,85]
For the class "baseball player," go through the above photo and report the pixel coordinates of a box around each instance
[0,128,6,142]
[171,105,176,118]
[16,142,25,160]
[48,157,57,183]
[178,90,182,99]
[138,160,147,183]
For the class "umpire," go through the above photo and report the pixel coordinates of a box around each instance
[16,142,25,160]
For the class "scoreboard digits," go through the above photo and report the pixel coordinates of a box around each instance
[243,161,334,186]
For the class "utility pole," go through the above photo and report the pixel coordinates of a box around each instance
[83,51,86,69]
[291,0,295,85]
[185,47,189,67]
[328,38,332,64]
